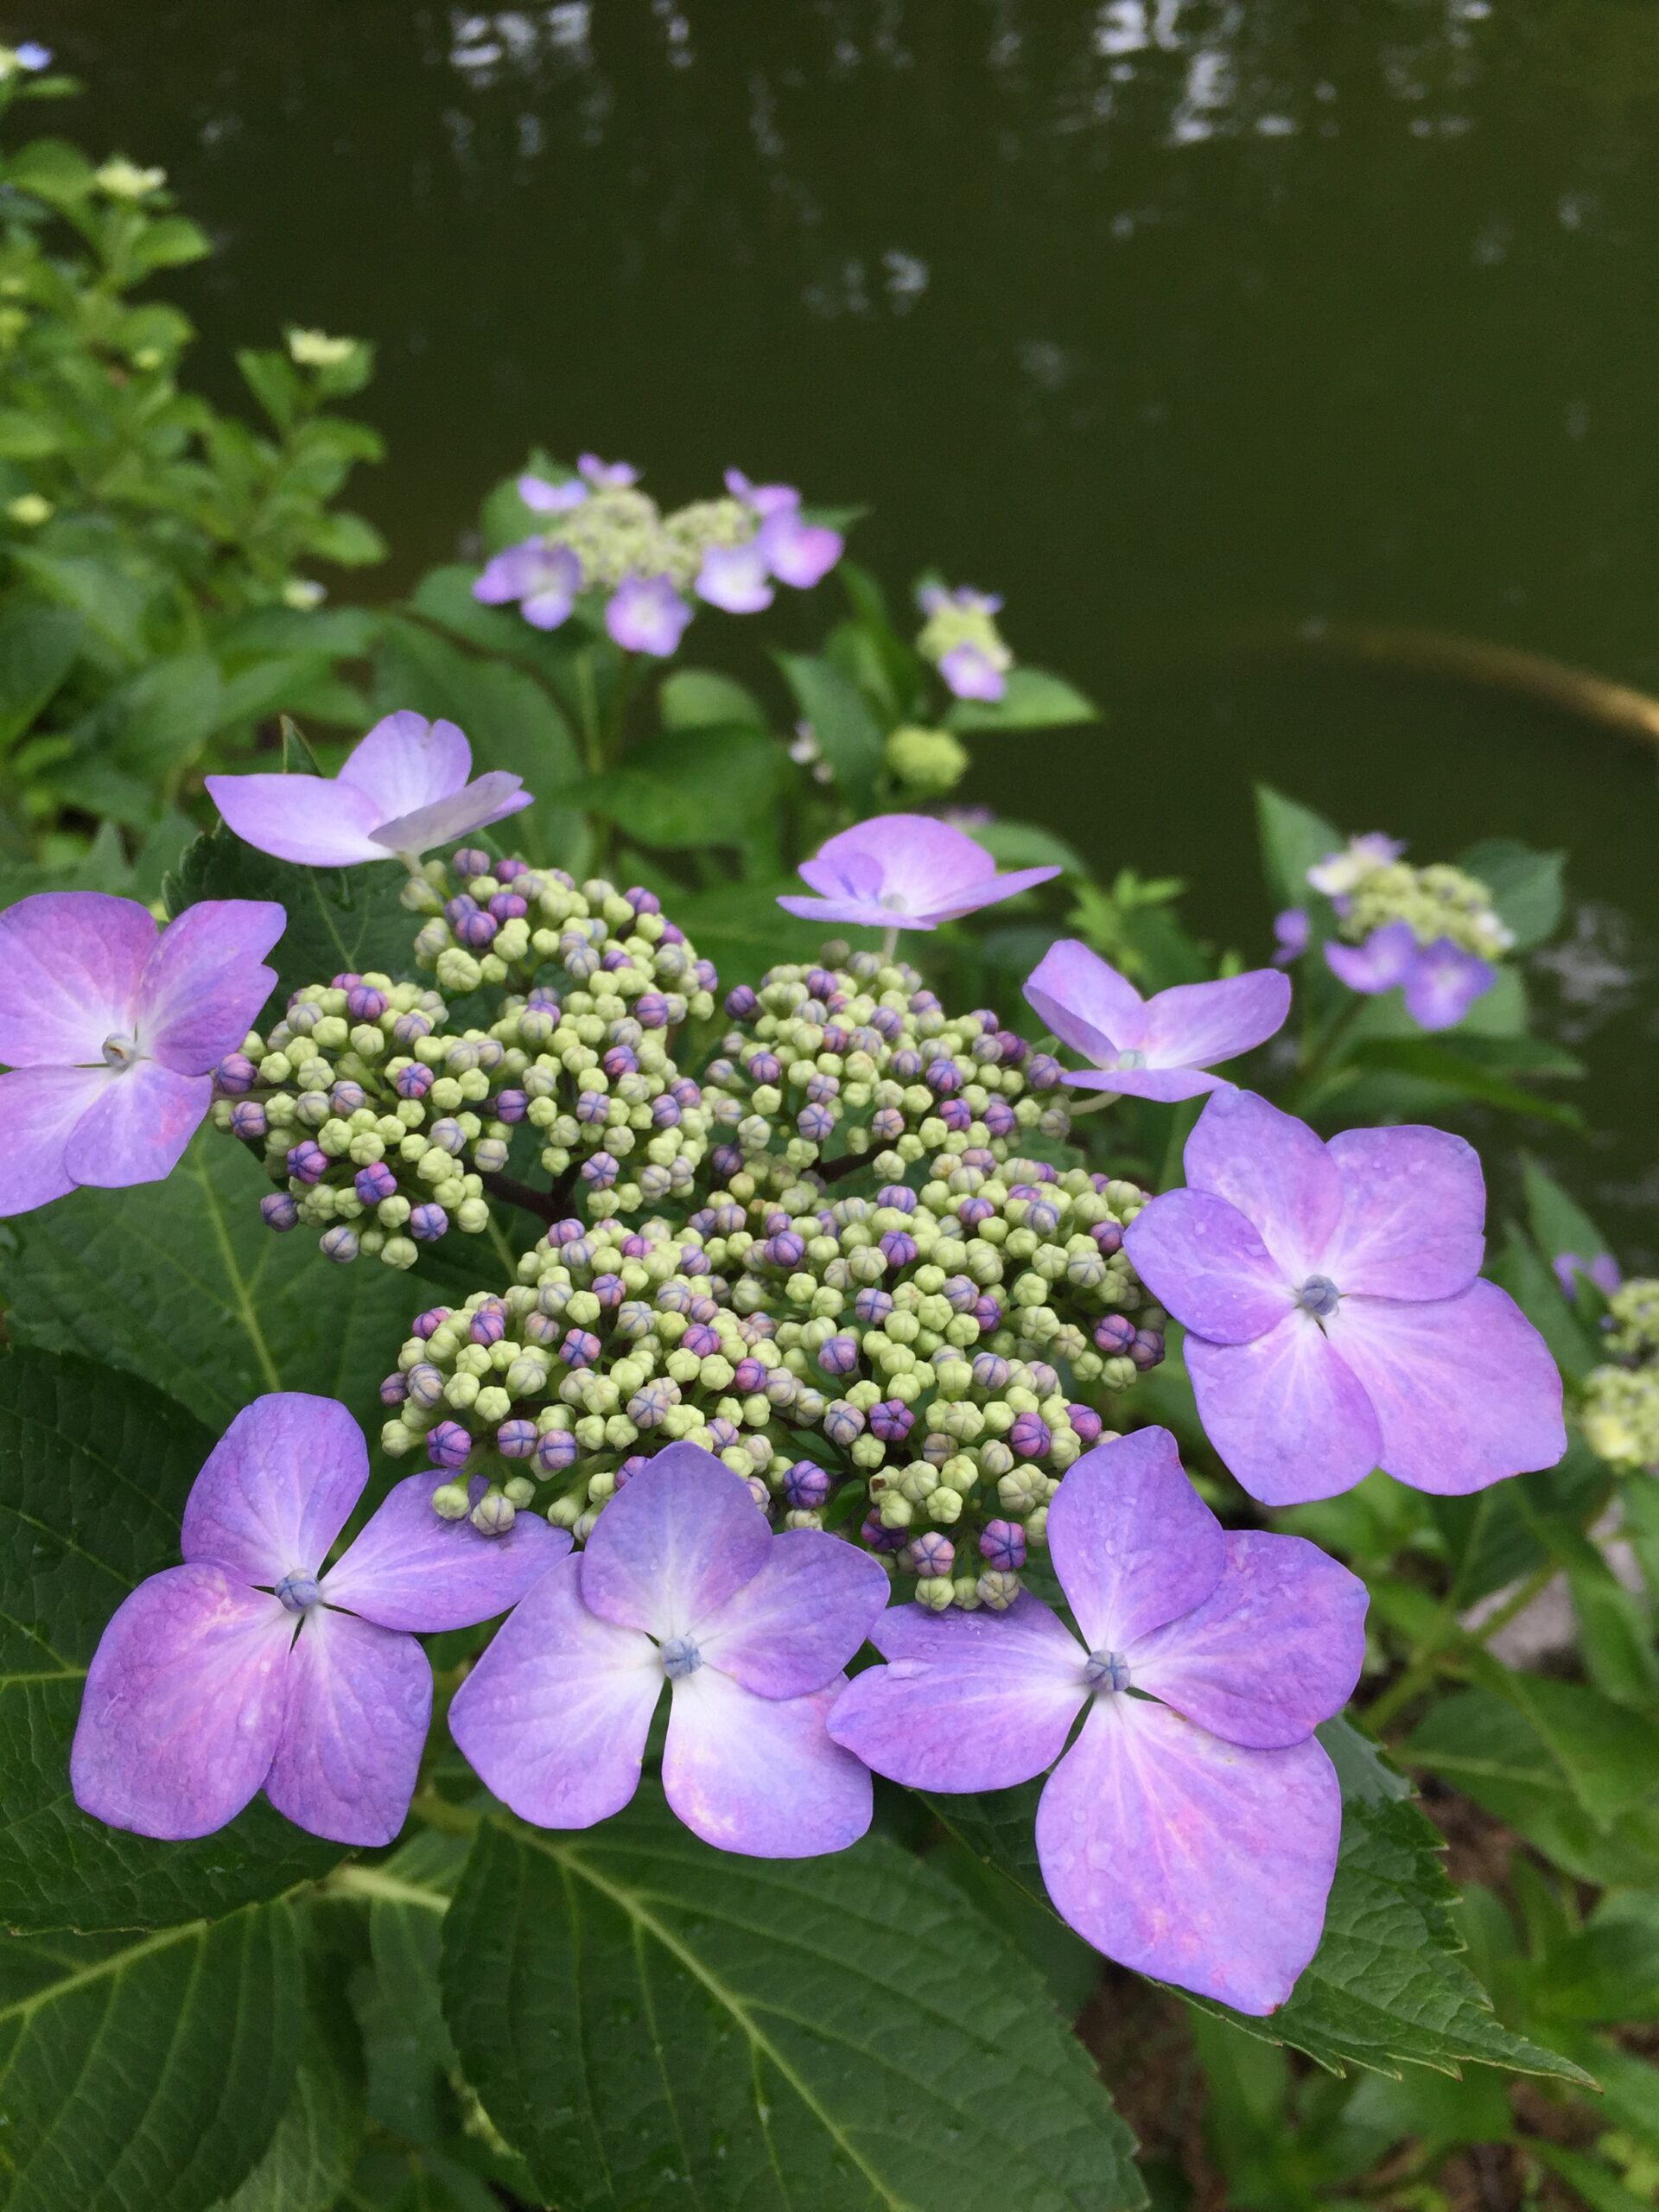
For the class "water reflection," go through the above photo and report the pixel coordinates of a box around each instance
[60,0,1659,1253]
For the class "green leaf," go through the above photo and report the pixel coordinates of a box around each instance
[664,880,832,981]
[3,1131,415,1436]
[308,510,387,568]
[1465,1661,1659,1827]
[130,214,212,272]
[944,667,1098,733]
[1521,1154,1610,1271]
[440,1795,1145,2211]
[1405,1688,1659,1885]
[102,652,226,777]
[372,613,583,868]
[0,596,83,749]
[0,1349,344,1934]
[207,2027,360,2212]
[0,408,63,458]
[575,726,783,849]
[1459,837,1565,950]
[1255,785,1341,914]
[973,819,1090,876]
[775,651,885,810]
[0,1901,302,2212]
[1531,2144,1657,2212]
[1343,1037,1583,1129]
[10,550,149,664]
[659,668,768,730]
[165,819,415,1014]
[235,347,302,432]
[338,1836,467,2144]
[929,1720,1586,2084]
[4,137,98,207]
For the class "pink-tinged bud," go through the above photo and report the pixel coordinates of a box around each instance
[1090,1220,1123,1255]
[216,1052,258,1095]
[380,1372,410,1406]
[592,1273,626,1308]
[1010,1411,1051,1459]
[860,1514,907,1554]
[488,891,528,921]
[870,1399,914,1445]
[904,1531,956,1579]
[535,1427,578,1474]
[1095,1315,1135,1356]
[286,1140,327,1185]
[355,1161,397,1205]
[1068,1403,1103,1445]
[231,1101,268,1141]
[561,1328,601,1368]
[454,847,492,878]
[456,910,498,949]
[635,993,671,1027]
[581,1151,620,1188]
[879,1230,918,1270]
[321,1224,359,1262]
[979,1519,1027,1571]
[1130,1329,1166,1371]
[971,1351,1010,1390]
[496,1419,538,1458]
[783,1460,831,1509]
[939,1099,972,1132]
[346,984,388,1021]
[683,1322,721,1357]
[395,1062,434,1100]
[470,1303,507,1344]
[817,1334,859,1376]
[260,1192,300,1230]
[732,1357,766,1393]
[411,1305,452,1339]
[982,1098,1017,1136]
[429,1421,473,1469]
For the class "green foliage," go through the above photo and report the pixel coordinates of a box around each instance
[440,1793,1146,2212]
[943,665,1098,733]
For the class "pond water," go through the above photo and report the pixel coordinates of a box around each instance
[62,0,1659,1249]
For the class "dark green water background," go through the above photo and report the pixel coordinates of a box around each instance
[54,0,1659,1249]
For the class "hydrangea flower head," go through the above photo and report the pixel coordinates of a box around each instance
[1124,1089,1565,1503]
[829,1427,1366,2012]
[917,583,1014,702]
[0,891,283,1216]
[449,1443,888,1856]
[207,711,531,868]
[474,539,582,627]
[1023,939,1291,1102]
[1306,834,1405,898]
[725,467,843,590]
[779,814,1059,934]
[1306,837,1512,1032]
[72,1394,563,1845]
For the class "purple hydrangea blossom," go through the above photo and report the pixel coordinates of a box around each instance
[1324,922,1495,1033]
[449,1443,887,1856]
[1124,1088,1566,1504]
[1307,834,1406,897]
[1023,938,1291,1103]
[474,538,583,628]
[779,814,1059,935]
[726,469,844,589]
[72,1394,563,1845]
[696,539,773,613]
[207,711,531,868]
[829,1427,1366,2013]
[517,471,589,513]
[578,451,639,489]
[918,584,1011,702]
[1554,1249,1622,1302]
[605,574,694,658]
[0,892,283,1216]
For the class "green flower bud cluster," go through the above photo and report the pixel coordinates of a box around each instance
[380,1124,1159,1611]
[884,724,970,797]
[540,482,753,594]
[212,858,717,1262]
[700,954,1072,1194]
[1340,858,1514,962]
[1582,1277,1659,1472]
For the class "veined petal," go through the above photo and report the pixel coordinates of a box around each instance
[1320,1125,1485,1302]
[70,1564,290,1840]
[0,891,156,1067]
[695,1529,888,1698]
[664,1670,871,1858]
[696,540,774,613]
[1035,1697,1342,2015]
[1184,1088,1342,1280]
[1046,1430,1225,1655]
[1185,1319,1382,1506]
[370,772,532,857]
[1124,1189,1294,1344]
[927,866,1058,922]
[826,1592,1086,1793]
[264,1606,430,1846]
[1139,968,1291,1072]
[578,1444,771,1642]
[1324,921,1417,995]
[448,1555,661,1828]
[205,771,385,867]
[1065,1063,1229,1103]
[1128,1530,1368,1749]
[1328,1280,1566,1495]
[1403,940,1496,1032]
[338,711,471,819]
[61,1060,211,1192]
[181,1392,368,1585]
[758,508,842,589]
[135,900,285,1074]
[322,1472,570,1630]
[775,893,935,931]
[0,1064,111,1216]
[1022,938,1147,1061]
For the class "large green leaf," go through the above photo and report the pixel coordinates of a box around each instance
[1459,837,1565,950]
[0,597,83,750]
[3,1131,415,1435]
[1255,785,1342,914]
[930,1720,1586,2084]
[0,1899,302,2212]
[575,725,783,849]
[775,651,885,809]
[166,820,416,1016]
[440,1795,1145,2211]
[943,667,1098,733]
[0,1350,343,1933]
[207,2025,360,2212]
[658,668,768,731]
